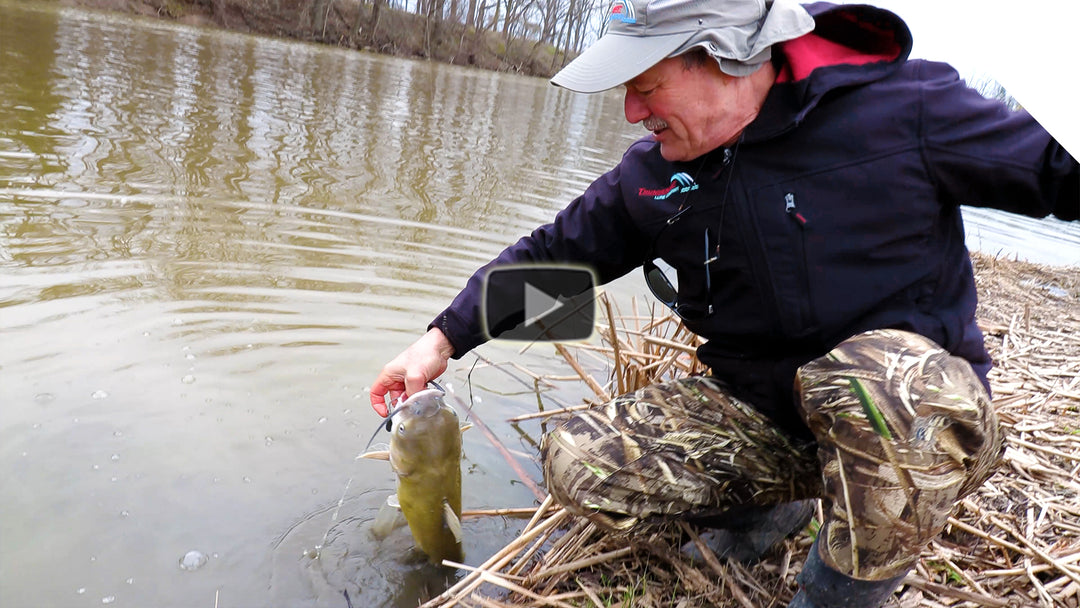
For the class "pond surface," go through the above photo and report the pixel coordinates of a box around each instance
[1,3,1077,607]
[0,3,645,606]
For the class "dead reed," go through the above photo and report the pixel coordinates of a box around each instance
[426,251,1080,608]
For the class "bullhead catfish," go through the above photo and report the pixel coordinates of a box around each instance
[386,388,464,565]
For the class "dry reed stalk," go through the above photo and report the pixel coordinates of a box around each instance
[430,253,1080,607]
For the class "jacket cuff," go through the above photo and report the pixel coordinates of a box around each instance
[428,309,485,360]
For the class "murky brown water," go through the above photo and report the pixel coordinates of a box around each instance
[2,2,1077,607]
[0,2,644,606]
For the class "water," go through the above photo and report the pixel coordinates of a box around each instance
[0,3,640,606]
[1,2,1077,607]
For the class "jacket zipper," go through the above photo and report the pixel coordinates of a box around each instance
[785,193,808,227]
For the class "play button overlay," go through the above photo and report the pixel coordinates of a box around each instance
[482,264,595,342]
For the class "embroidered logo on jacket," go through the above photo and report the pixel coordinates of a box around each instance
[638,172,699,200]
[609,0,635,24]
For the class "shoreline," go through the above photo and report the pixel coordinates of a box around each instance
[61,0,568,78]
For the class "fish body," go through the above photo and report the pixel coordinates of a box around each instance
[388,388,464,564]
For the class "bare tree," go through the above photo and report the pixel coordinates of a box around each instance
[970,74,1022,111]
[311,0,332,38]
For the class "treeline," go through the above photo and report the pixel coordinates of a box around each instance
[92,0,610,77]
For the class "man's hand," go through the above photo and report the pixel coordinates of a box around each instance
[369,327,455,417]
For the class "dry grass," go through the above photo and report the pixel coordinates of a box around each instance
[425,251,1080,608]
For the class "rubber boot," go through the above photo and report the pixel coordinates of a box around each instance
[789,536,908,608]
[681,500,816,564]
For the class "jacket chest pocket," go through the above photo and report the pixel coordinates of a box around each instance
[747,187,817,337]
[747,158,941,339]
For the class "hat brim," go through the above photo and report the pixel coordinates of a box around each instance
[551,30,696,94]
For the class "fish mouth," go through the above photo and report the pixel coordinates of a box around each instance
[399,388,448,418]
[364,384,453,451]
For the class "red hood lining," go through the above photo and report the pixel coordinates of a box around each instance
[775,27,902,83]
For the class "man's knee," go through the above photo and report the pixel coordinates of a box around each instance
[795,329,1005,578]
[796,328,1002,480]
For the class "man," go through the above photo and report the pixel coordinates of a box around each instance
[370,0,1079,605]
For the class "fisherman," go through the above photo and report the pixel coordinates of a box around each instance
[369,0,1079,605]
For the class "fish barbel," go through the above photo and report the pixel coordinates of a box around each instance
[387,388,464,564]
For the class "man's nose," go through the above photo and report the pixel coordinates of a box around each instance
[624,90,649,124]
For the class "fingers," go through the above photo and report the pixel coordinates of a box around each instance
[404,369,430,398]
[368,369,406,417]
[371,396,389,418]
[368,328,455,418]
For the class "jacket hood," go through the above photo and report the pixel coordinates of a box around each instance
[743,2,912,142]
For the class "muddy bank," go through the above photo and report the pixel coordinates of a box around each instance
[65,0,566,77]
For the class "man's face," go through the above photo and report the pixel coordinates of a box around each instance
[623,56,749,162]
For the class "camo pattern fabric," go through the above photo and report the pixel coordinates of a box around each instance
[542,376,824,531]
[797,329,1003,579]
[542,329,1003,580]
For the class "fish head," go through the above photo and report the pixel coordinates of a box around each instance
[388,388,461,477]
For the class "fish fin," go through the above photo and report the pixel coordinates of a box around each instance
[358,450,390,461]
[459,423,473,433]
[443,500,463,544]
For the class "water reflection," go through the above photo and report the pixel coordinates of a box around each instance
[1,3,639,607]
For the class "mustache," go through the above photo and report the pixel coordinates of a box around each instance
[642,116,668,131]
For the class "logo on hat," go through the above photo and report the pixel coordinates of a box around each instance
[608,0,636,24]
[638,172,699,200]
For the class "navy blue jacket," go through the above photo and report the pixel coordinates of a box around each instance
[431,3,1079,432]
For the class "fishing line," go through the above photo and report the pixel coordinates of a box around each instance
[462,358,480,425]
[314,476,352,559]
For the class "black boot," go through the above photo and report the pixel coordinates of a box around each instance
[790,536,908,608]
[681,500,816,564]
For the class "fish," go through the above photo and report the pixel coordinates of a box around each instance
[384,388,464,565]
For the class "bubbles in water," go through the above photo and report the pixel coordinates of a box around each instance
[264,436,273,446]
[172,318,184,326]
[179,550,208,571]
[181,375,196,384]
[125,578,133,585]
[111,454,120,461]
[77,588,87,595]
[318,417,327,424]
[34,393,55,404]
[91,390,109,400]
[102,596,116,604]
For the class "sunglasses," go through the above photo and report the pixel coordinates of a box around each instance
[643,210,717,321]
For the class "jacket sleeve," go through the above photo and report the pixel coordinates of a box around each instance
[917,61,1079,222]
[429,158,649,358]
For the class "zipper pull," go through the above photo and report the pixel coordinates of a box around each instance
[785,193,808,226]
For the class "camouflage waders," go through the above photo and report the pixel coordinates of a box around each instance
[541,329,1004,580]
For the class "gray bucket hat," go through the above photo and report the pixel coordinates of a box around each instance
[551,0,815,93]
